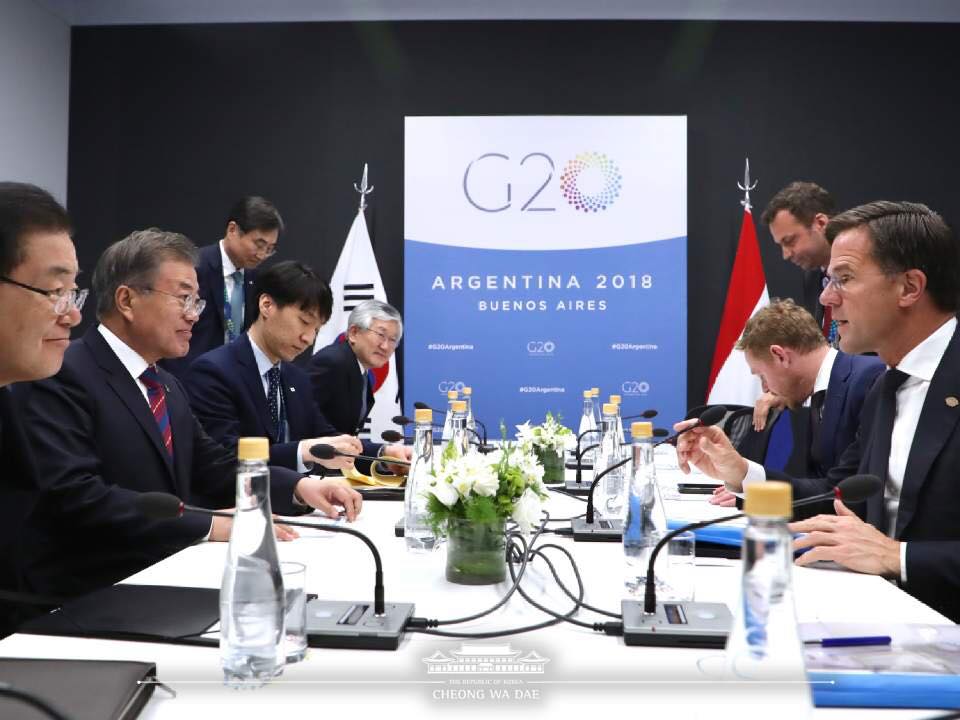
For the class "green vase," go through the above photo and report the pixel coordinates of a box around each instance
[445,517,507,585]
[536,445,564,484]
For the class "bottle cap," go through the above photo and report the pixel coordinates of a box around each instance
[591,387,600,397]
[238,437,269,460]
[610,394,622,404]
[451,400,467,413]
[414,408,432,423]
[447,390,458,400]
[583,390,592,398]
[631,421,653,438]
[602,402,617,415]
[462,387,472,395]
[744,481,792,518]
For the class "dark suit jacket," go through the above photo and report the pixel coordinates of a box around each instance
[183,333,344,470]
[782,322,960,621]
[14,326,303,598]
[801,268,826,327]
[0,386,45,634]
[307,340,380,457]
[162,242,259,378]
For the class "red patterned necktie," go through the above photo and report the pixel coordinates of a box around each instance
[140,365,174,458]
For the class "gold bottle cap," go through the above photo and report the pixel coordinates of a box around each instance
[462,387,472,395]
[447,390,458,400]
[451,400,467,413]
[744,481,793,518]
[414,408,433,423]
[631,421,653,438]
[610,394,622,405]
[583,390,592,399]
[238,437,269,460]
[591,387,600,397]
[602,402,617,415]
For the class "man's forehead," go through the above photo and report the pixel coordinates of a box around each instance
[155,260,198,288]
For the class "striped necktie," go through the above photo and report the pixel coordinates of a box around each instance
[140,365,174,458]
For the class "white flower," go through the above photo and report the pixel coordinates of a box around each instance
[515,421,536,446]
[471,462,500,497]
[427,476,459,507]
[511,487,543,534]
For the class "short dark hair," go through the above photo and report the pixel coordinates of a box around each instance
[225,196,284,235]
[825,201,959,313]
[760,182,836,227]
[253,260,332,321]
[93,228,198,319]
[0,182,72,276]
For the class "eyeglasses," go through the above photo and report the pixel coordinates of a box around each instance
[136,286,206,317]
[0,276,88,315]
[823,271,894,294]
[252,238,278,257]
[364,327,400,347]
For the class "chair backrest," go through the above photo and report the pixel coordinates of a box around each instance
[722,407,755,452]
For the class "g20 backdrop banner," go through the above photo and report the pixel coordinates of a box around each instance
[403,116,687,434]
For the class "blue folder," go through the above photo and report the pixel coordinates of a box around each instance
[667,519,743,547]
[809,671,960,709]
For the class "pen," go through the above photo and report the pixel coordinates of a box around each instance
[804,635,892,648]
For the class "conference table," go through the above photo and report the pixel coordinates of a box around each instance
[0,448,951,719]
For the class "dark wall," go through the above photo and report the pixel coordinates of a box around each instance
[68,20,960,406]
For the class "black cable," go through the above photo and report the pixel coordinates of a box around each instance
[542,513,586,523]
[514,541,621,619]
[428,513,550,627]
[923,712,960,720]
[506,540,594,629]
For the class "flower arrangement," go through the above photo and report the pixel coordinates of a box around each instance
[515,411,573,452]
[425,440,548,535]
[515,412,572,483]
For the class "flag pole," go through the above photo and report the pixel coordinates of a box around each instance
[738,158,757,211]
[354,163,374,212]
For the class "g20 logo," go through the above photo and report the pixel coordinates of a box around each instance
[438,380,467,393]
[526,340,556,355]
[463,151,622,214]
[621,381,650,396]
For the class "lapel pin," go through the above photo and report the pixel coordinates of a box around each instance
[289,387,296,393]
[946,396,959,408]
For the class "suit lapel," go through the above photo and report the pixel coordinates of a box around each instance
[86,329,176,486]
[203,245,227,331]
[162,372,196,499]
[243,268,258,331]
[280,365,305,439]
[340,341,364,433]
[236,335,273,438]
[897,325,960,536]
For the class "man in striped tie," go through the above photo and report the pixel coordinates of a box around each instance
[15,228,362,600]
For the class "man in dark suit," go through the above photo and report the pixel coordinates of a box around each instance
[184,261,403,472]
[308,299,411,464]
[677,201,960,621]
[710,299,884,510]
[751,183,839,428]
[17,229,361,599]
[163,196,283,377]
[0,183,85,634]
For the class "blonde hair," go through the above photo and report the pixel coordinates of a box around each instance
[736,299,826,355]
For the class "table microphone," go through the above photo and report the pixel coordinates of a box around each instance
[572,407,729,541]
[654,405,727,447]
[135,492,415,650]
[622,474,882,649]
[381,430,411,443]
[310,443,411,467]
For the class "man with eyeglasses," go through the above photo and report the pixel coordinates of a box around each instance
[308,299,411,466]
[16,228,362,599]
[163,195,283,378]
[0,182,84,634]
[675,201,960,622]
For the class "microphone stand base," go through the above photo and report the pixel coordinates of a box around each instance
[307,600,415,650]
[571,517,623,541]
[621,600,732,649]
[563,479,593,495]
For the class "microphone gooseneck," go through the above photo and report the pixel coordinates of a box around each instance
[309,443,411,467]
[654,405,727,448]
[134,492,388,615]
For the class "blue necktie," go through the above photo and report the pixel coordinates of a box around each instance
[224,270,243,342]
